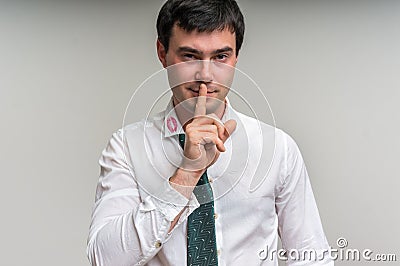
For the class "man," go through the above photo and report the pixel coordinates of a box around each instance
[87,0,333,265]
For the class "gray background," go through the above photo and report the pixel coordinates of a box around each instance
[1,0,399,265]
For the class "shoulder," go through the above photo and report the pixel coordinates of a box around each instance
[119,110,165,136]
[234,110,303,167]
[102,110,165,156]
[234,110,297,148]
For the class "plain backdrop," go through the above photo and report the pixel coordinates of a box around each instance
[1,0,399,265]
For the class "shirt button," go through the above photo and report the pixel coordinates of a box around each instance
[154,240,162,248]
[217,249,221,256]
[214,213,218,219]
[208,177,214,183]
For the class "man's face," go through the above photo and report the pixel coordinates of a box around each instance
[157,24,238,114]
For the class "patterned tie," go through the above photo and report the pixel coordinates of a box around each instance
[179,133,218,266]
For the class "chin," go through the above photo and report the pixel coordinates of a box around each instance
[205,98,224,113]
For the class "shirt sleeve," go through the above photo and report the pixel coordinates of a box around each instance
[86,129,199,266]
[275,133,334,265]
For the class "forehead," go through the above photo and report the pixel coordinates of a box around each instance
[169,24,236,52]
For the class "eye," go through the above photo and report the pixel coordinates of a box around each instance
[215,54,228,61]
[183,53,196,60]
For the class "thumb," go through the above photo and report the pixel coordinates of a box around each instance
[221,119,237,143]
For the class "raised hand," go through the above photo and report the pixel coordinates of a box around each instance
[168,83,237,228]
[181,83,237,175]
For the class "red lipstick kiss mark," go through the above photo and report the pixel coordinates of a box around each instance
[167,116,178,133]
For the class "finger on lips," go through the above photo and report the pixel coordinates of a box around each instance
[193,84,226,140]
[191,83,230,152]
[194,84,207,117]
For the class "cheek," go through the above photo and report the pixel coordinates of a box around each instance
[165,56,175,65]
[172,85,188,98]
[214,64,235,88]
[167,63,200,88]
[220,87,230,98]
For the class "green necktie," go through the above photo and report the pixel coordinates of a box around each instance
[179,133,218,266]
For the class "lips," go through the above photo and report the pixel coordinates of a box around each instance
[188,87,216,93]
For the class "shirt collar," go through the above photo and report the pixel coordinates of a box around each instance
[163,97,233,138]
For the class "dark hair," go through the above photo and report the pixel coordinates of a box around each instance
[156,0,245,55]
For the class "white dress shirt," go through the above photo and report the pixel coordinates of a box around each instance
[87,98,333,266]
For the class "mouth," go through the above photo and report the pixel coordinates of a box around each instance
[187,87,217,95]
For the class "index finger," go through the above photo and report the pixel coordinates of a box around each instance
[194,83,207,117]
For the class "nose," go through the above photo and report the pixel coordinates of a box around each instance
[195,60,213,82]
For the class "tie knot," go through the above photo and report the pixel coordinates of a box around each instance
[178,133,185,149]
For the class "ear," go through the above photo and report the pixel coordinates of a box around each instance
[156,39,167,68]
[235,50,239,65]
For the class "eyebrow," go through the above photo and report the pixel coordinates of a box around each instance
[177,46,233,55]
[213,47,234,54]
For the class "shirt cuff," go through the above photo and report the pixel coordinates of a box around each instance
[140,180,200,222]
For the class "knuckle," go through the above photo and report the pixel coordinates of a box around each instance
[210,113,219,121]
[185,126,192,134]
[186,129,196,138]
